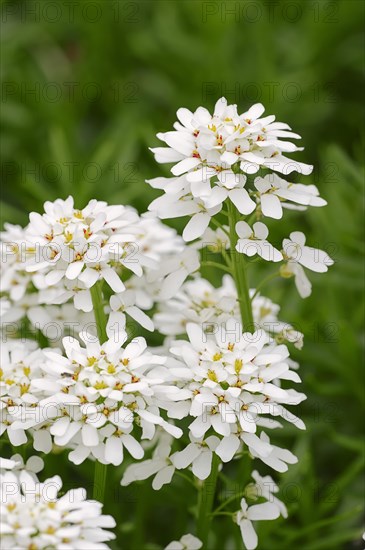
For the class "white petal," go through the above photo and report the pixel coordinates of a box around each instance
[78,267,99,288]
[229,189,256,215]
[293,264,312,298]
[65,261,84,280]
[183,213,210,242]
[160,268,188,300]
[215,435,240,462]
[173,443,200,469]
[171,157,201,176]
[122,434,144,459]
[74,290,93,312]
[239,519,258,550]
[152,465,175,490]
[102,267,125,293]
[189,416,209,439]
[257,241,282,262]
[105,436,124,465]
[192,450,212,480]
[245,103,265,120]
[248,502,280,521]
[81,424,99,447]
[33,429,53,453]
[176,107,194,128]
[235,221,252,239]
[253,222,269,240]
[151,147,184,163]
[261,194,283,219]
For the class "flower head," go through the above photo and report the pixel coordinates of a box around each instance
[0,458,116,549]
[281,231,334,297]
[32,333,182,465]
[148,97,314,240]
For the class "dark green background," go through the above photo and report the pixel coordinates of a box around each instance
[1,1,364,548]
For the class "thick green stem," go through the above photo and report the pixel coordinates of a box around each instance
[90,282,108,501]
[227,200,254,331]
[196,454,220,546]
[93,460,108,501]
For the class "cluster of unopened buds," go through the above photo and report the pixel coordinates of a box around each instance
[1,97,334,549]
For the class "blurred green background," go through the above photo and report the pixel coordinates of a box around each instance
[1,0,364,548]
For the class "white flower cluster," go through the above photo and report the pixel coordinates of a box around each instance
[147,97,333,298]
[0,96,335,550]
[163,321,304,466]
[148,97,319,240]
[3,334,184,465]
[122,320,303,493]
[1,199,199,343]
[0,454,116,549]
[0,340,55,450]
[154,274,303,348]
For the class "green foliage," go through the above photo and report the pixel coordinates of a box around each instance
[1,1,364,548]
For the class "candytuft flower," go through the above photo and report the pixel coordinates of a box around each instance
[148,97,314,241]
[0,459,116,549]
[281,231,334,297]
[234,497,280,550]
[32,332,182,466]
[165,533,202,550]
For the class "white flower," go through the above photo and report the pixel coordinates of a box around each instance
[0,468,116,549]
[1,223,34,302]
[154,275,303,349]
[38,276,94,313]
[0,456,21,471]
[234,497,280,550]
[106,290,154,343]
[247,432,298,473]
[196,226,230,252]
[154,275,239,336]
[0,340,54,449]
[172,434,220,480]
[254,173,326,219]
[151,97,312,180]
[282,231,334,298]
[251,292,304,349]
[121,434,176,490]
[148,98,313,240]
[251,470,288,518]
[236,221,282,262]
[162,319,305,469]
[148,184,221,242]
[32,333,182,465]
[149,248,200,299]
[165,533,202,550]
[1,453,44,475]
[24,197,150,294]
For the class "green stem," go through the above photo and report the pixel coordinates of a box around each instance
[250,271,280,301]
[90,281,108,344]
[221,247,232,268]
[213,490,248,514]
[196,454,220,546]
[90,282,108,501]
[211,217,230,236]
[93,460,108,501]
[227,200,254,332]
[175,470,198,488]
[201,261,233,274]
